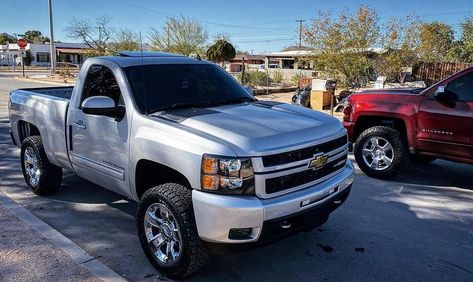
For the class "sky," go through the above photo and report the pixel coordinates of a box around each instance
[1,0,473,53]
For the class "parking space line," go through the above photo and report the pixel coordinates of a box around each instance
[0,192,127,282]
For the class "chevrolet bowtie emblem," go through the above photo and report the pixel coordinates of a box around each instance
[308,154,328,170]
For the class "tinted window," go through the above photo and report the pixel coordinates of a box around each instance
[125,64,255,114]
[446,71,473,102]
[81,64,122,106]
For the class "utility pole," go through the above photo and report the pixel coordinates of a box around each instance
[48,0,56,75]
[296,19,305,49]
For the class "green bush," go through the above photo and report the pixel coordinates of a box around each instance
[248,71,269,86]
[272,70,284,83]
[237,71,270,86]
[291,74,302,85]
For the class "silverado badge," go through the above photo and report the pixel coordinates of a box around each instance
[308,154,328,170]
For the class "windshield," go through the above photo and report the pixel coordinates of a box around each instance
[124,63,256,114]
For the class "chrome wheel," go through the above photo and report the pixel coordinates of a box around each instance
[144,203,182,266]
[24,147,41,186]
[361,137,394,171]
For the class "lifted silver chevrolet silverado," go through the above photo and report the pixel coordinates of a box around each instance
[8,52,354,278]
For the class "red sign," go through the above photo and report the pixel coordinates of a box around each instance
[17,38,27,49]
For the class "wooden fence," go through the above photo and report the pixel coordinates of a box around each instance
[412,62,473,86]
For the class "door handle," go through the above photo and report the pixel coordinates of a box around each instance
[72,121,86,129]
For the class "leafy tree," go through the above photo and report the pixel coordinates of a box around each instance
[0,33,15,44]
[447,16,473,62]
[65,15,114,54]
[461,16,473,61]
[304,5,379,88]
[206,39,236,66]
[149,16,208,56]
[111,29,139,52]
[24,30,50,43]
[375,15,421,82]
[418,21,454,62]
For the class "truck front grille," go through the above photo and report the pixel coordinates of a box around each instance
[262,135,347,167]
[265,155,347,194]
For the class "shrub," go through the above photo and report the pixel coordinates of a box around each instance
[291,74,302,85]
[248,71,269,86]
[272,70,284,83]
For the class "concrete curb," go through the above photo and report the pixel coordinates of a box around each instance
[0,192,127,282]
[14,76,74,86]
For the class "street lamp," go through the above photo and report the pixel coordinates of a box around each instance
[48,0,56,75]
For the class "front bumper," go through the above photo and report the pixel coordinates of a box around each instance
[192,160,355,244]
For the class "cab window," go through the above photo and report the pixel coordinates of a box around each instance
[81,64,122,106]
[445,71,473,102]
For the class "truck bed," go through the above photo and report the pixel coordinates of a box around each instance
[9,86,74,171]
[17,86,73,100]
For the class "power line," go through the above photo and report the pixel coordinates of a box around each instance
[233,37,297,44]
[109,0,294,30]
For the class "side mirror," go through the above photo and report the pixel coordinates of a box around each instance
[81,96,125,119]
[243,85,253,95]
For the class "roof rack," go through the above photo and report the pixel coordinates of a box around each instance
[117,51,184,58]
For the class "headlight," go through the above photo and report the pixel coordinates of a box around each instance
[201,155,254,194]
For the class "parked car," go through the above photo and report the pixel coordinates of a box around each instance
[258,63,281,71]
[343,66,473,178]
[292,85,311,107]
[9,52,354,278]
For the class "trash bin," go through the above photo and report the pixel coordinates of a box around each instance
[310,79,336,111]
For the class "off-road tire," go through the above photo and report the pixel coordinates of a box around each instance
[20,136,62,195]
[354,126,407,178]
[137,183,209,279]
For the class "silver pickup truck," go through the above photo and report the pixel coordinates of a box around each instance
[9,52,354,278]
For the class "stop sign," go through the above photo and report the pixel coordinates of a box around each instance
[17,38,27,48]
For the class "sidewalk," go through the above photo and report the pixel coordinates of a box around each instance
[0,193,124,282]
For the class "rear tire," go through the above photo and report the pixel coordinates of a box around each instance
[20,136,62,195]
[354,126,407,178]
[137,183,209,279]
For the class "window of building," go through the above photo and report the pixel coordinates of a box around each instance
[36,52,50,63]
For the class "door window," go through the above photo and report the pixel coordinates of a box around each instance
[445,71,473,102]
[81,64,122,106]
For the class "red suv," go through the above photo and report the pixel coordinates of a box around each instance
[343,67,473,178]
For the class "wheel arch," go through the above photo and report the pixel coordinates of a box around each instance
[17,120,41,144]
[135,159,193,200]
[353,115,411,147]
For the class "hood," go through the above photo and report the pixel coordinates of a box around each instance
[355,87,425,95]
[157,101,345,156]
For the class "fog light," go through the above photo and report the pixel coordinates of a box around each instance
[229,228,253,240]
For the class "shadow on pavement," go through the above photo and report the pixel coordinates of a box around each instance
[351,155,473,190]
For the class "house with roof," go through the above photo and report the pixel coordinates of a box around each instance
[0,42,91,67]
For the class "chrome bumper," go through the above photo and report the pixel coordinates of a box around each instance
[192,160,355,243]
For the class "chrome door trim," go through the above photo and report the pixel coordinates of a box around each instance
[72,153,125,180]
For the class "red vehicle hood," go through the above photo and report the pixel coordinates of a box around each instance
[354,88,425,95]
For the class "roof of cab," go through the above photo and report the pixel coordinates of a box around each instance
[94,51,211,67]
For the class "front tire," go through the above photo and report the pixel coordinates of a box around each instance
[137,183,209,279]
[354,126,407,178]
[20,136,62,195]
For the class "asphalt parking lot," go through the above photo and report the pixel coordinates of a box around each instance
[0,76,472,281]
